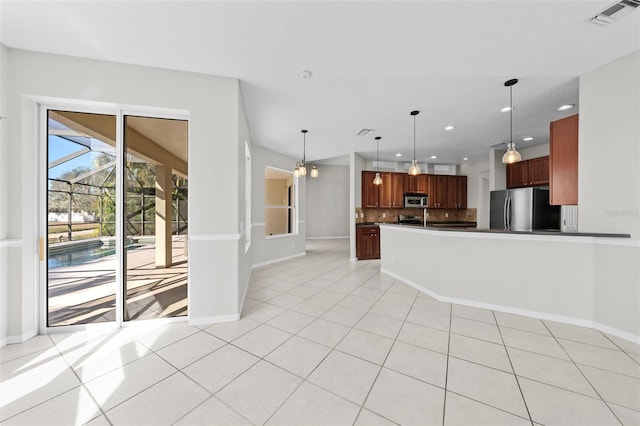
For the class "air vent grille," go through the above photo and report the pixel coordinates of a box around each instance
[356,128,374,136]
[589,0,639,25]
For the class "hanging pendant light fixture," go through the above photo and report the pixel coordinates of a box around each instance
[408,110,421,175]
[373,136,383,185]
[294,129,308,177]
[502,79,522,164]
[293,129,318,178]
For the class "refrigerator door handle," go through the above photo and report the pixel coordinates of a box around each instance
[503,196,508,229]
[507,196,512,230]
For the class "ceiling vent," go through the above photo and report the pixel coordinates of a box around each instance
[356,128,374,137]
[488,141,507,148]
[589,0,639,26]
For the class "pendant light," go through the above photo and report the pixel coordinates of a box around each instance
[373,136,383,185]
[293,129,318,178]
[408,110,421,175]
[294,129,308,177]
[502,79,522,164]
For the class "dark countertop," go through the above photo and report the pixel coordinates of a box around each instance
[379,223,630,238]
[357,221,477,228]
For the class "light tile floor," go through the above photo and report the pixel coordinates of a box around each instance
[2,239,639,425]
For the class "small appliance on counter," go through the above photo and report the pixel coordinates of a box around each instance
[490,187,560,231]
[404,193,428,208]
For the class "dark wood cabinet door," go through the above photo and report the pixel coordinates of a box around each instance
[444,176,467,209]
[361,171,379,208]
[550,114,578,205]
[528,156,549,186]
[507,161,529,188]
[378,172,393,208]
[404,175,418,193]
[416,174,428,193]
[425,175,438,208]
[391,173,405,208]
[435,176,448,208]
[356,226,380,260]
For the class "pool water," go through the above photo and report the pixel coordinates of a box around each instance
[48,244,143,269]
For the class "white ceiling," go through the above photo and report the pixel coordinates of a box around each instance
[2,1,639,165]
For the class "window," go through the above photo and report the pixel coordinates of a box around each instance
[264,166,296,237]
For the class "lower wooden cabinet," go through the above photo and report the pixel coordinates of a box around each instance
[356,225,380,260]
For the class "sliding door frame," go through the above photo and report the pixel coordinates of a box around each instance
[39,102,189,335]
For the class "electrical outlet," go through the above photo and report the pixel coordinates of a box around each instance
[382,213,386,218]
[426,213,429,218]
[445,212,449,218]
[360,212,364,218]
[355,213,358,219]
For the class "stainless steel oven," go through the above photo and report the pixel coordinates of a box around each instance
[404,193,428,208]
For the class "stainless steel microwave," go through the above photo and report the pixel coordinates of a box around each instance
[404,193,428,208]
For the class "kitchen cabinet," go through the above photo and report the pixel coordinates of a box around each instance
[404,174,429,194]
[446,175,467,209]
[362,171,404,208]
[361,171,379,208]
[379,173,404,208]
[549,114,578,205]
[506,156,549,188]
[356,225,380,260]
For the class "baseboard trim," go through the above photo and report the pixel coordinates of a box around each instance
[189,313,240,326]
[252,252,306,269]
[381,267,640,344]
[5,329,37,345]
[306,236,349,240]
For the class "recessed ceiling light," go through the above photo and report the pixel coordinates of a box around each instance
[430,155,438,159]
[557,104,575,111]
[395,153,402,157]
[463,157,469,161]
[501,106,514,113]
[299,70,312,79]
[444,125,455,131]
[523,136,534,141]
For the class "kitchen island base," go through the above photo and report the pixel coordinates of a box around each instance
[379,224,640,343]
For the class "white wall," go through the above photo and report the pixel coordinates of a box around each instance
[2,47,247,343]
[306,165,349,238]
[236,89,252,313]
[349,153,366,260]
[519,143,549,161]
[0,44,10,345]
[251,145,306,267]
[380,225,640,341]
[579,51,640,240]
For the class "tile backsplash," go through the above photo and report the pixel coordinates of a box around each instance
[355,208,477,224]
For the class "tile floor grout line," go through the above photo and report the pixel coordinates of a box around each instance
[601,333,640,366]
[492,310,535,426]
[245,263,385,425]
[351,281,420,426]
[0,335,112,425]
[49,334,114,426]
[441,302,453,426]
[541,321,625,426]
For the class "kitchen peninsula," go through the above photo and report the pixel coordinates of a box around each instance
[379,224,639,342]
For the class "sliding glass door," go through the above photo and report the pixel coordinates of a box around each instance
[45,109,188,328]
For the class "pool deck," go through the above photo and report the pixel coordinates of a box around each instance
[47,236,187,326]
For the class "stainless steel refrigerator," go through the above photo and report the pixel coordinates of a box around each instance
[490,188,560,231]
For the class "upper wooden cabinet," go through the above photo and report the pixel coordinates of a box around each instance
[362,171,467,209]
[361,171,379,208]
[362,171,404,208]
[549,114,578,205]
[378,172,403,208]
[506,156,549,188]
[405,174,428,194]
[446,175,467,209]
